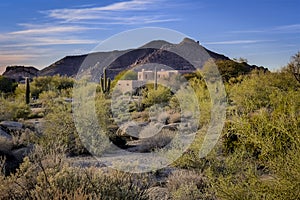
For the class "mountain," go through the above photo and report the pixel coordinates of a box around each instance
[39,38,231,80]
[2,66,39,82]
[3,38,267,81]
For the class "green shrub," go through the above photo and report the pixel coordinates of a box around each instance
[31,75,74,98]
[0,97,31,121]
[142,85,171,108]
[0,76,18,94]
[167,169,215,200]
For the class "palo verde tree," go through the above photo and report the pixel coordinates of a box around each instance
[0,76,18,94]
[287,51,300,83]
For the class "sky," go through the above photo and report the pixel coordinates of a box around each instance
[0,0,300,74]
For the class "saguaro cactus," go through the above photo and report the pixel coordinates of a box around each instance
[154,66,158,90]
[100,67,111,94]
[25,77,30,104]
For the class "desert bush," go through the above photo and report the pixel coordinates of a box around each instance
[31,75,74,98]
[229,71,299,113]
[0,97,31,121]
[215,59,251,82]
[0,76,18,94]
[207,146,300,200]
[167,169,215,200]
[40,100,86,156]
[207,71,300,199]
[224,85,300,161]
[0,146,151,200]
[142,85,171,108]
[188,77,212,125]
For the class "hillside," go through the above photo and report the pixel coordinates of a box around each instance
[3,38,267,81]
[2,66,38,82]
[39,38,231,79]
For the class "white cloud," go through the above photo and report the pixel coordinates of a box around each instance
[230,24,300,35]
[3,38,97,47]
[0,0,179,67]
[273,24,300,32]
[9,26,100,35]
[40,0,177,24]
[204,40,263,45]
[44,0,156,22]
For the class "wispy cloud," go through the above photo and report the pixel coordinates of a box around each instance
[204,40,266,45]
[43,0,156,22]
[40,0,178,24]
[273,24,300,33]
[0,0,180,68]
[2,38,97,47]
[230,24,300,34]
[9,25,101,35]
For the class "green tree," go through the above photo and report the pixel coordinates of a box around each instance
[0,76,18,93]
[120,70,137,80]
[142,85,171,107]
[31,75,74,98]
[215,60,251,82]
[286,51,300,83]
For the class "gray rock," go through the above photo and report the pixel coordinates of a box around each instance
[0,121,23,130]
[0,127,12,140]
[0,128,13,153]
[12,145,33,162]
[117,122,147,138]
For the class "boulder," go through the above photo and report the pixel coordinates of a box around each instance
[0,128,13,153]
[12,145,33,162]
[0,121,23,130]
[0,127,12,140]
[117,122,147,139]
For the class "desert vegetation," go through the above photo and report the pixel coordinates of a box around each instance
[0,53,299,199]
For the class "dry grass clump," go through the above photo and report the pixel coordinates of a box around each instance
[166,169,215,200]
[0,146,151,200]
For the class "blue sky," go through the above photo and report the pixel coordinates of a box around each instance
[0,0,300,73]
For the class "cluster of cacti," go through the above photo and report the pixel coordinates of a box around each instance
[100,67,111,94]
[25,77,30,104]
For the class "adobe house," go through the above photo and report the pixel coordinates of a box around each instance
[116,69,180,94]
[116,80,146,94]
[137,69,179,81]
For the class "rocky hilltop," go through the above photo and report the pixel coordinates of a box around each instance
[2,38,267,81]
[2,66,39,82]
[39,38,231,80]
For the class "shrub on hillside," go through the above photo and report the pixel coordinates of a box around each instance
[0,147,151,200]
[167,169,215,200]
[0,97,31,121]
[0,76,18,94]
